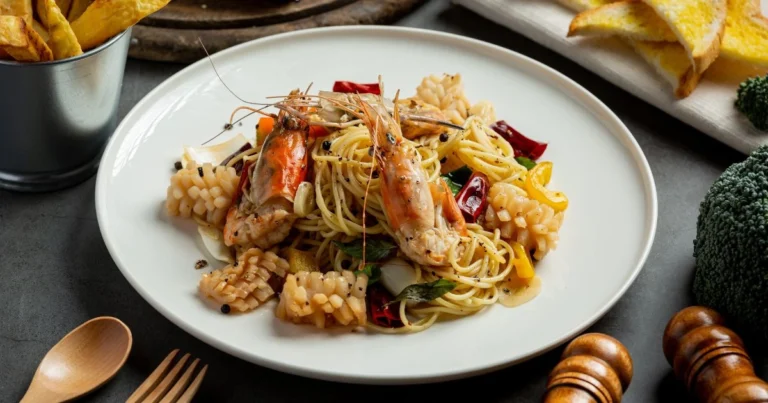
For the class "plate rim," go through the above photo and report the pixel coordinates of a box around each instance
[96,25,658,384]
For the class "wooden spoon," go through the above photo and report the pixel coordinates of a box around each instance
[20,316,133,403]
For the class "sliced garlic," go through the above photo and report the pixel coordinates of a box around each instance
[293,182,315,218]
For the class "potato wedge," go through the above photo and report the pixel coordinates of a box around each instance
[0,0,33,22]
[67,0,90,21]
[0,48,9,59]
[0,16,53,62]
[31,19,49,42]
[37,0,82,59]
[71,0,170,50]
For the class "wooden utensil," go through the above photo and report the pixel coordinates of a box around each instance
[663,305,768,402]
[543,333,633,403]
[126,349,208,403]
[20,316,132,403]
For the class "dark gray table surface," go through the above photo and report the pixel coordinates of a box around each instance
[2,1,763,402]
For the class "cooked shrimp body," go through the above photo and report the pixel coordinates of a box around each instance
[397,98,449,139]
[356,96,467,267]
[223,107,309,249]
[317,91,454,139]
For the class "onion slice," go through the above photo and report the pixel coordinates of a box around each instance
[197,225,234,264]
[182,133,250,168]
[380,257,419,298]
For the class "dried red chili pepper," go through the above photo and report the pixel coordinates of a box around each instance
[490,120,548,160]
[232,160,254,205]
[367,284,404,328]
[455,172,490,223]
[332,81,381,95]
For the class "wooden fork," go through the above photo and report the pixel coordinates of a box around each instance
[126,349,208,403]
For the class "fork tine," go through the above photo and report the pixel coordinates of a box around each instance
[176,364,208,403]
[143,353,191,403]
[126,349,179,403]
[158,358,200,403]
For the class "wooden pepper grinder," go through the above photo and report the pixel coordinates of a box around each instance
[662,306,768,402]
[543,333,633,402]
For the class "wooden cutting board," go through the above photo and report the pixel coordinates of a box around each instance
[129,0,425,63]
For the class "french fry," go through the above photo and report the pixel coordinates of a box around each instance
[31,19,49,42]
[66,0,90,21]
[55,0,71,15]
[37,0,82,59]
[0,15,53,62]
[70,0,170,50]
[0,0,34,23]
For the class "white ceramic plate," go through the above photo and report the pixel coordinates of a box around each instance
[96,26,657,384]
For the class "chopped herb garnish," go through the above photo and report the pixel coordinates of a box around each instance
[354,263,381,285]
[332,238,398,262]
[515,156,537,170]
[385,279,457,306]
[444,166,472,186]
[442,176,462,196]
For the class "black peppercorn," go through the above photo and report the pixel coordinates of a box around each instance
[221,304,231,314]
[439,133,449,142]
[322,140,332,151]
[174,161,183,171]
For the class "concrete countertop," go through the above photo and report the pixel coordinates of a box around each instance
[1,1,761,402]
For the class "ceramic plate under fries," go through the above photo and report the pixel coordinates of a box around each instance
[95,26,657,384]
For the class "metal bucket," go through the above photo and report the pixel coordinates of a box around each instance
[0,28,132,192]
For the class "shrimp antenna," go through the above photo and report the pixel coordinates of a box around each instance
[392,89,400,125]
[198,37,263,106]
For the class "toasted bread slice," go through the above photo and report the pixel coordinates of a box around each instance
[640,0,727,73]
[557,0,616,12]
[721,0,768,67]
[558,0,702,98]
[569,0,677,41]
[630,40,700,98]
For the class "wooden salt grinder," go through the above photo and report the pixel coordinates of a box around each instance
[662,305,768,402]
[543,333,633,403]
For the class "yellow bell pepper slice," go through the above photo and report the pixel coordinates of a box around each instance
[525,161,568,211]
[512,242,535,279]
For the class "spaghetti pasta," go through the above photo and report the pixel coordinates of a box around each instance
[165,73,568,334]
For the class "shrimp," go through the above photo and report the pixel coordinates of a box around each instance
[355,93,467,267]
[314,91,460,139]
[223,95,309,249]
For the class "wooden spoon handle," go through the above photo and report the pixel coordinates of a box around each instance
[19,380,64,403]
[544,333,634,403]
[662,306,768,402]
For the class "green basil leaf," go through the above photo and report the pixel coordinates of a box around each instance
[445,166,472,185]
[386,279,456,306]
[332,238,398,262]
[515,156,536,170]
[354,263,381,285]
[442,176,462,196]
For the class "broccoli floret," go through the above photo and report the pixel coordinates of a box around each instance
[735,75,768,131]
[693,145,768,340]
